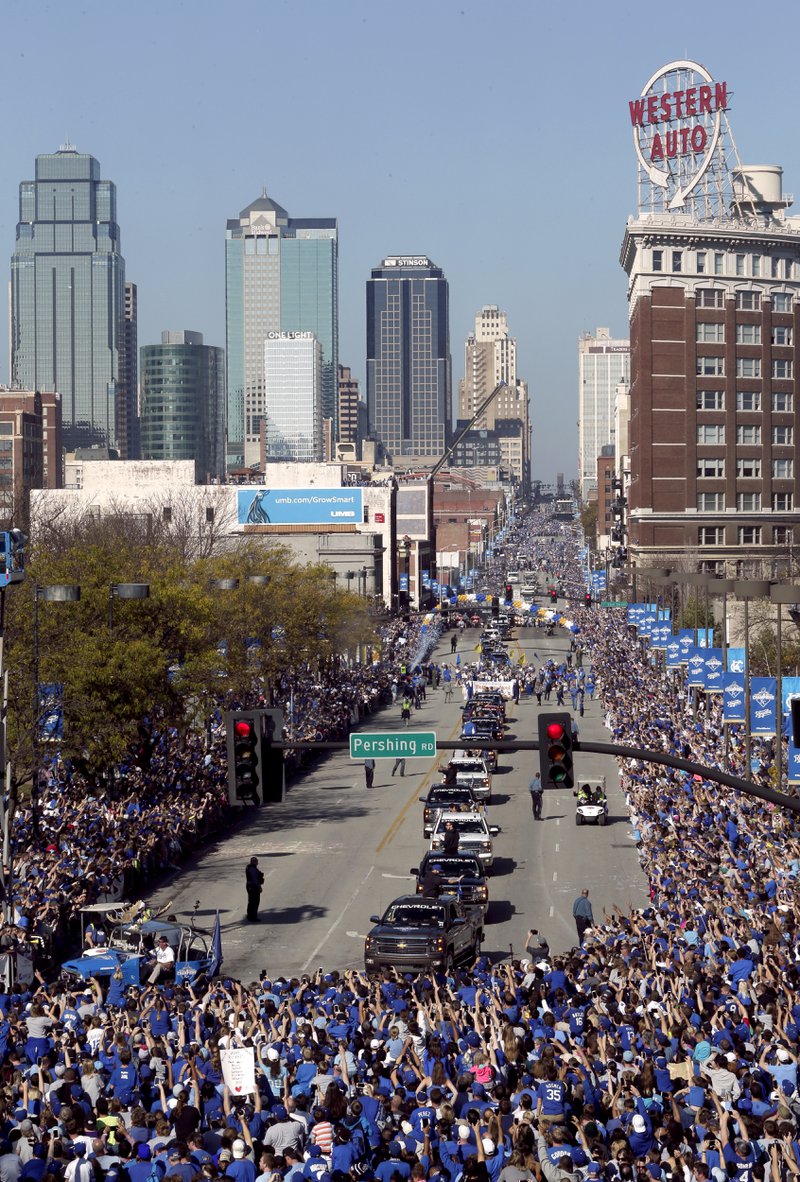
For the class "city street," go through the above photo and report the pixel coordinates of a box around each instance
[145,618,648,980]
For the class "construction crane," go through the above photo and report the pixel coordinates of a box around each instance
[429,382,507,479]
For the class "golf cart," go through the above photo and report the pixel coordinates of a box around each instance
[574,777,608,826]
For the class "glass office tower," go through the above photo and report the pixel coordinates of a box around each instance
[140,331,225,483]
[225,191,337,470]
[10,146,126,452]
[366,256,451,459]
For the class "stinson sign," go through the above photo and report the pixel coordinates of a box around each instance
[629,60,729,210]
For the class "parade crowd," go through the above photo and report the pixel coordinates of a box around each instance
[0,512,799,1182]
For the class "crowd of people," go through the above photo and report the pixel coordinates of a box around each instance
[0,508,798,1182]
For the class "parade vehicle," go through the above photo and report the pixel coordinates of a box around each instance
[411,853,489,917]
[364,895,483,974]
[574,777,608,826]
[447,752,493,800]
[62,902,214,985]
[420,783,480,836]
[520,584,538,600]
[429,810,500,867]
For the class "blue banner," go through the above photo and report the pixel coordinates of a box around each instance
[399,573,409,591]
[678,630,695,662]
[238,487,363,526]
[686,648,706,687]
[666,637,682,667]
[702,648,725,692]
[750,677,777,735]
[651,622,671,649]
[37,683,63,741]
[726,647,745,674]
[627,603,649,624]
[781,676,800,731]
[723,674,746,723]
[639,616,655,641]
[696,627,714,649]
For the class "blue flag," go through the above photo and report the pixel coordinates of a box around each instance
[209,910,223,978]
[750,677,777,736]
[723,674,746,724]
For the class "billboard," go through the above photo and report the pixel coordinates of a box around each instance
[238,488,363,527]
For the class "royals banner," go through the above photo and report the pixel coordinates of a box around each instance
[677,630,695,662]
[627,603,649,625]
[686,648,706,687]
[788,739,800,784]
[696,627,714,649]
[723,674,746,723]
[702,648,725,692]
[651,622,672,649]
[666,636,682,667]
[750,677,777,735]
[726,648,745,674]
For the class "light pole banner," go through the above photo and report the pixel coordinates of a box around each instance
[686,648,706,687]
[781,677,800,731]
[750,677,777,735]
[678,631,695,662]
[627,603,649,624]
[666,637,682,667]
[723,674,746,723]
[726,647,745,674]
[701,648,725,692]
[696,628,714,649]
[651,622,671,649]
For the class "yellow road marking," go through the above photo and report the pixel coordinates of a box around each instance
[375,713,463,854]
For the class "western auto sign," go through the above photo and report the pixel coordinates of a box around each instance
[629,60,728,210]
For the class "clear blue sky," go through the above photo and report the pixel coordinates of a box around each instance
[3,0,798,483]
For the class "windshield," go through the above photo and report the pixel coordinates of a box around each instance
[422,857,482,878]
[429,788,473,804]
[455,763,485,774]
[437,817,487,835]
[383,903,445,927]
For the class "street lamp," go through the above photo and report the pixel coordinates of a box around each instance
[770,583,800,788]
[359,566,369,598]
[109,582,150,632]
[735,580,772,781]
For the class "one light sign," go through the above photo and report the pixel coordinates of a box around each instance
[629,59,729,211]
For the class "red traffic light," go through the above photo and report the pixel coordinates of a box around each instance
[234,720,254,740]
[546,722,566,741]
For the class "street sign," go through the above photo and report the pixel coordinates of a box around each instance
[350,731,436,759]
[601,600,628,608]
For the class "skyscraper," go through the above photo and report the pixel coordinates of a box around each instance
[10,145,126,452]
[263,332,323,462]
[577,328,630,499]
[366,256,451,459]
[117,281,139,459]
[225,190,337,470]
[457,305,531,487]
[140,331,225,482]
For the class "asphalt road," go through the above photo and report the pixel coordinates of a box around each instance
[144,614,649,980]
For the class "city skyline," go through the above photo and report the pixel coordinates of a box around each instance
[4,1,800,482]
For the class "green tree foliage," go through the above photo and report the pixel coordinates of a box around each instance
[6,516,377,784]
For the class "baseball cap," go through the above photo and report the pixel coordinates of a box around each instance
[137,1146,152,1161]
[482,1138,496,1155]
[632,1115,647,1133]
[232,1140,247,1159]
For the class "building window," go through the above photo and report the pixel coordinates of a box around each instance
[697,323,725,343]
[697,288,724,308]
[752,256,761,277]
[698,424,725,445]
[697,251,707,273]
[736,424,761,445]
[162,506,172,523]
[699,527,725,545]
[672,251,682,272]
[772,258,780,278]
[697,457,725,478]
[775,526,794,544]
[735,253,746,276]
[785,258,794,279]
[737,492,762,512]
[772,392,794,413]
[205,506,215,524]
[697,493,725,511]
[700,560,726,576]
[697,390,725,410]
[772,325,793,345]
[738,526,762,545]
[652,250,663,272]
[737,559,763,578]
[773,292,792,312]
[736,357,761,378]
[774,493,794,511]
[736,291,761,310]
[736,391,761,412]
[714,253,725,275]
[773,459,794,479]
[736,324,761,345]
[736,457,762,478]
[773,359,794,379]
[773,425,794,446]
[697,356,725,376]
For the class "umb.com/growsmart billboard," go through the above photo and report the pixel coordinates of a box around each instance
[237,488,364,527]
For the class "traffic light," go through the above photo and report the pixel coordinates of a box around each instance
[538,712,575,789]
[491,595,500,617]
[225,709,285,806]
[505,583,513,602]
[550,588,558,604]
[584,591,592,607]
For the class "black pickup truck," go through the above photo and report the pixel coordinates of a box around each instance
[364,894,483,975]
